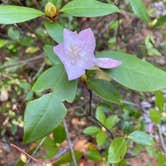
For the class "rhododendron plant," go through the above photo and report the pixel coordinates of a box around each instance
[54,28,121,80]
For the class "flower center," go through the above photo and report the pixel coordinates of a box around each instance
[69,45,82,65]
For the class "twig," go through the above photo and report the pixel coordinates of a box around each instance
[10,143,40,163]
[25,137,47,166]
[63,120,77,166]
[0,54,44,70]
[90,117,114,139]
[32,62,45,81]
[157,124,166,153]
[88,89,93,116]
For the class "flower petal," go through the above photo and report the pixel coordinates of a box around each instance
[64,62,85,80]
[95,58,122,69]
[78,28,96,53]
[53,42,66,63]
[63,28,78,50]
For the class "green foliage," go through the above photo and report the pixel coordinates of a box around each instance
[154,15,166,27]
[61,0,120,17]
[83,126,100,136]
[145,35,161,56]
[97,51,166,91]
[24,93,67,143]
[87,150,102,161]
[128,131,154,146]
[149,109,161,124]
[105,115,119,129]
[96,106,106,124]
[32,65,78,103]
[45,22,64,43]
[0,5,44,24]
[107,138,127,164]
[96,131,107,146]
[44,45,61,65]
[128,0,150,23]
[155,91,165,111]
[87,79,122,104]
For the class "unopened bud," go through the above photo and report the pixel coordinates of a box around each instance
[45,2,57,18]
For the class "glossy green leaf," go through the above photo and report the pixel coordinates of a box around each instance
[24,93,67,143]
[149,109,161,124]
[87,150,102,161]
[128,0,150,23]
[96,106,106,124]
[44,45,61,65]
[87,79,121,104]
[83,126,100,136]
[155,91,164,111]
[61,0,119,17]
[129,131,154,146]
[0,5,44,24]
[105,115,119,129]
[96,131,107,146]
[32,65,77,103]
[108,138,127,164]
[97,51,166,92]
[45,22,64,43]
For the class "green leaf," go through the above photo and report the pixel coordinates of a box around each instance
[0,39,8,48]
[96,131,107,146]
[8,27,20,40]
[61,0,119,17]
[155,91,164,111]
[97,51,166,92]
[44,137,58,158]
[128,131,154,146]
[149,109,161,124]
[53,125,66,143]
[108,138,127,164]
[24,93,67,143]
[45,22,64,43]
[157,152,165,166]
[154,15,166,27]
[54,151,82,166]
[105,115,119,129]
[44,45,61,65]
[0,5,44,24]
[87,150,102,161]
[32,65,78,103]
[96,106,106,124]
[128,0,150,23]
[87,79,121,104]
[83,126,100,136]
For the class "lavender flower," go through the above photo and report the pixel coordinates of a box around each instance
[54,28,121,80]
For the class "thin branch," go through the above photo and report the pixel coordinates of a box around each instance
[25,137,47,166]
[0,54,44,70]
[63,120,77,166]
[157,124,166,153]
[10,144,40,163]
[90,117,114,139]
[88,89,93,116]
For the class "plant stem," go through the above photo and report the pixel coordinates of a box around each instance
[25,137,47,166]
[63,120,77,166]
[10,143,40,163]
[157,124,166,153]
